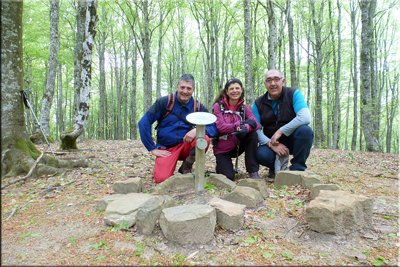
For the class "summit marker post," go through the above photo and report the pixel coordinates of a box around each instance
[186,112,217,192]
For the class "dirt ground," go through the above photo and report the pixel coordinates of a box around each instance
[1,139,399,266]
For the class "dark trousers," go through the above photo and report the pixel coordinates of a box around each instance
[215,131,259,181]
[257,125,314,171]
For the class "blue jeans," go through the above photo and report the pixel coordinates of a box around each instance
[257,125,314,171]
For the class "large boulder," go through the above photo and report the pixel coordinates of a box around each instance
[150,174,194,194]
[209,197,246,231]
[136,195,177,235]
[159,204,216,245]
[224,186,263,208]
[113,177,145,194]
[305,190,373,235]
[237,179,269,198]
[103,193,155,227]
[205,174,236,190]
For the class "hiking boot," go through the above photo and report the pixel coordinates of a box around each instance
[249,172,262,179]
[178,157,194,174]
[267,170,275,179]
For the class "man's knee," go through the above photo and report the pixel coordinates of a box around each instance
[294,125,314,139]
[153,170,171,184]
[257,145,275,167]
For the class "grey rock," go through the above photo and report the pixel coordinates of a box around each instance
[113,177,145,194]
[208,197,246,231]
[373,225,398,234]
[95,194,124,211]
[275,171,324,189]
[274,171,302,188]
[310,184,340,199]
[188,195,213,205]
[237,178,269,198]
[150,174,194,194]
[103,193,155,227]
[136,195,177,235]
[305,190,373,235]
[159,204,216,245]
[300,172,324,189]
[223,186,263,208]
[205,174,236,190]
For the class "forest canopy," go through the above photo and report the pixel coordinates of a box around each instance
[20,0,399,153]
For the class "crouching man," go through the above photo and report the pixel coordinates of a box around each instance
[138,74,217,183]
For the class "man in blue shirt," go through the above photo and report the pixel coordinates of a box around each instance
[138,74,217,183]
[252,69,314,178]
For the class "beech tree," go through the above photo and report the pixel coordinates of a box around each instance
[243,0,253,105]
[18,0,400,153]
[2,1,70,178]
[359,0,378,152]
[38,0,60,139]
[60,0,98,149]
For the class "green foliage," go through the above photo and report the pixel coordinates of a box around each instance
[204,181,216,193]
[108,221,129,231]
[18,0,399,154]
[93,241,107,250]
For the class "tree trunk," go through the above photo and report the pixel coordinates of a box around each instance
[310,0,325,148]
[131,39,138,140]
[244,0,253,105]
[359,0,377,152]
[57,62,63,136]
[39,0,60,139]
[98,29,106,140]
[156,12,163,99]
[306,23,311,107]
[265,0,277,69]
[286,0,297,88]
[60,0,98,150]
[332,0,341,149]
[1,1,27,143]
[386,72,398,153]
[73,0,86,120]
[350,0,358,151]
[123,39,129,140]
[1,1,65,178]
[142,0,153,112]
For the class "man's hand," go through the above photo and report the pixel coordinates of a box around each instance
[183,128,196,144]
[150,149,171,157]
[267,142,289,157]
[269,129,283,146]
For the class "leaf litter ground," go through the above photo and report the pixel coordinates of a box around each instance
[1,140,399,266]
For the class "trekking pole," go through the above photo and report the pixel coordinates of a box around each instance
[235,109,245,174]
[20,91,56,158]
[235,142,239,174]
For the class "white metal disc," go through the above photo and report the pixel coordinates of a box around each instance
[186,112,216,125]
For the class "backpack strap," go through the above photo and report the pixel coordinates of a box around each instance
[156,93,199,130]
[163,93,175,119]
[219,101,244,120]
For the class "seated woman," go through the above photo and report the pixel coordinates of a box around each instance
[212,78,261,181]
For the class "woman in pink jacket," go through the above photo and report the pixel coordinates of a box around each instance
[212,78,261,181]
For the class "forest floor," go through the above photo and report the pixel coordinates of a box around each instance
[1,139,399,266]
